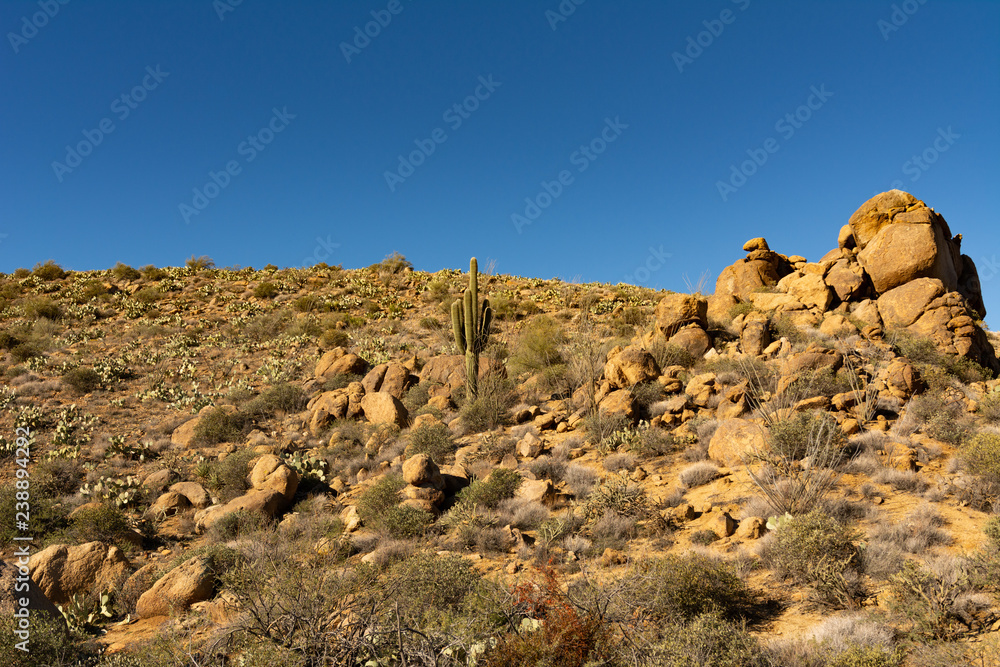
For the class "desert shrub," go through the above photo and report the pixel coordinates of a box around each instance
[978,390,1000,423]
[564,464,598,497]
[402,384,431,414]
[691,529,720,546]
[728,302,755,320]
[887,557,979,640]
[482,566,612,667]
[906,392,972,445]
[193,407,250,445]
[0,612,95,666]
[253,281,279,298]
[370,251,411,274]
[985,516,1000,550]
[198,448,256,501]
[768,411,841,460]
[0,487,69,547]
[508,315,567,381]
[356,473,432,538]
[642,612,765,667]
[0,331,21,350]
[502,498,550,531]
[870,504,950,554]
[763,510,866,608]
[771,314,807,343]
[140,264,167,280]
[961,431,1000,479]
[602,452,636,473]
[320,327,350,348]
[404,421,455,461]
[112,262,142,280]
[679,461,720,488]
[62,367,101,394]
[33,259,67,280]
[210,509,271,541]
[584,472,647,520]
[872,468,929,493]
[69,503,136,550]
[185,255,215,270]
[9,342,41,363]
[590,511,637,546]
[460,373,517,433]
[34,457,84,497]
[242,383,308,419]
[388,551,481,623]
[322,372,362,391]
[23,296,62,320]
[458,467,522,510]
[627,553,755,623]
[71,279,108,303]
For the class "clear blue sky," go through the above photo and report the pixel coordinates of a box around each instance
[2,1,999,322]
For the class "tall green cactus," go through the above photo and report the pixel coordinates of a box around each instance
[451,257,493,399]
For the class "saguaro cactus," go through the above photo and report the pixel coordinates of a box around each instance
[451,257,493,399]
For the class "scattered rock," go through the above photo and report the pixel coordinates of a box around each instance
[29,542,132,605]
[136,556,215,618]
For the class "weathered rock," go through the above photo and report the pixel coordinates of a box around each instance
[669,326,713,358]
[29,542,132,605]
[735,516,766,540]
[516,432,544,458]
[142,469,181,492]
[360,392,409,427]
[170,416,201,448]
[516,478,555,506]
[707,419,768,468]
[402,453,443,487]
[599,389,636,421]
[710,248,794,319]
[380,362,415,399]
[194,490,287,532]
[825,259,868,302]
[740,311,771,356]
[249,454,299,502]
[0,557,64,622]
[819,314,858,338]
[604,345,661,389]
[781,345,844,376]
[169,482,212,509]
[653,293,708,337]
[136,556,215,618]
[710,511,737,538]
[315,348,370,379]
[685,373,717,408]
[308,389,351,435]
[780,272,834,311]
[743,237,770,252]
[877,278,946,328]
[883,359,926,401]
[361,363,388,394]
[149,491,191,518]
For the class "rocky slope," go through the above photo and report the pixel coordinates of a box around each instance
[2,191,1000,666]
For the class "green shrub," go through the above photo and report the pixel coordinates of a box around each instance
[389,551,481,618]
[0,487,69,547]
[0,331,21,350]
[404,421,455,461]
[767,510,859,583]
[0,612,95,666]
[198,448,256,501]
[185,255,215,270]
[459,374,516,433]
[243,383,308,419]
[961,432,1000,479]
[509,315,567,379]
[643,612,765,667]
[370,251,412,274]
[210,509,271,541]
[887,558,973,640]
[728,301,755,320]
[193,407,250,445]
[112,262,142,280]
[647,340,696,369]
[69,503,136,549]
[322,372,362,391]
[458,467,522,510]
[320,327,350,348]
[253,281,279,299]
[23,296,62,320]
[34,457,84,497]
[9,342,41,363]
[62,367,101,394]
[402,383,431,413]
[628,554,755,623]
[33,260,67,280]
[826,644,903,667]
[985,516,1000,550]
[769,411,840,460]
[140,264,167,280]
[584,471,647,520]
[356,473,431,537]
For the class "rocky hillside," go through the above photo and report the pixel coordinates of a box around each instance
[2,191,1000,666]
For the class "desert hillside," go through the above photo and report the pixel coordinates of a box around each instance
[2,191,1000,667]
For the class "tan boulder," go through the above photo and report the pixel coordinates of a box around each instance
[780,272,834,312]
[136,556,215,618]
[170,416,201,448]
[819,314,858,338]
[194,490,287,532]
[837,224,856,249]
[361,363,389,394]
[599,389,636,420]
[824,259,868,302]
[735,516,766,540]
[516,432,544,458]
[402,453,443,487]
[848,189,925,249]
[653,293,708,337]
[604,345,661,389]
[315,349,369,380]
[249,454,299,502]
[858,221,957,294]
[169,482,212,509]
[877,278,946,328]
[29,542,132,605]
[142,468,180,493]
[781,345,844,376]
[707,419,768,468]
[419,355,467,388]
[883,359,926,400]
[709,511,738,538]
[0,558,64,621]
[149,491,191,518]
[743,237,770,252]
[516,478,556,506]
[669,326,713,358]
[380,362,415,399]
[360,392,409,427]
[308,389,351,435]
[740,311,771,356]
[685,373,717,408]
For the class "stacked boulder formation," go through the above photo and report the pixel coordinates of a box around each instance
[706,190,998,374]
